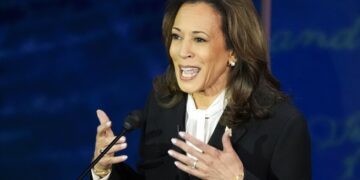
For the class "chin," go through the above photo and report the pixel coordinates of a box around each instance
[177,81,201,94]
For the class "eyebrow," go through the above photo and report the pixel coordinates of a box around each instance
[172,27,209,37]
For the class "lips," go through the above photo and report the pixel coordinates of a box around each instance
[179,65,201,80]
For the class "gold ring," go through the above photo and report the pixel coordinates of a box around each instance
[191,159,198,169]
[100,147,105,154]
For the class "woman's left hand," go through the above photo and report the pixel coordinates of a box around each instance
[168,130,244,180]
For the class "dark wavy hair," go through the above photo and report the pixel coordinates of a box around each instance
[153,0,285,128]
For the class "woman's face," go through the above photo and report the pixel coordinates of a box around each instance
[170,2,234,95]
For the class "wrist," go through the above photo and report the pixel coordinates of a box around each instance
[234,169,244,180]
[93,164,111,178]
[234,173,244,180]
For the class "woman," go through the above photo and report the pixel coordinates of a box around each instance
[91,0,311,179]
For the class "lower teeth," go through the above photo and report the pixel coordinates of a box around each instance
[182,71,197,78]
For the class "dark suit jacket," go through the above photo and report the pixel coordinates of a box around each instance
[107,91,311,180]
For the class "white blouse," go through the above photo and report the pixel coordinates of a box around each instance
[185,89,227,144]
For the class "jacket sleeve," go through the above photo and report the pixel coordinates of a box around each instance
[107,163,144,180]
[269,113,312,180]
[244,168,261,180]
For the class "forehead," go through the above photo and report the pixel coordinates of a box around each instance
[173,2,222,33]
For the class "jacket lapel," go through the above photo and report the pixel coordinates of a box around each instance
[175,97,187,133]
[230,126,247,146]
[169,96,190,180]
[207,123,248,150]
[207,123,225,149]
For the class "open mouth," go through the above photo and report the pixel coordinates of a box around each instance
[179,65,201,80]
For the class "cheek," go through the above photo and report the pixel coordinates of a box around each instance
[169,46,179,77]
[202,54,228,80]
[169,44,177,62]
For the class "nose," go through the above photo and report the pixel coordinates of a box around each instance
[179,40,194,59]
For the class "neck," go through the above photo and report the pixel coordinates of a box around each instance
[192,71,228,109]
[192,90,223,109]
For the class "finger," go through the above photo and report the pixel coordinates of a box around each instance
[222,130,234,153]
[97,109,110,124]
[97,110,114,136]
[178,132,219,156]
[96,121,112,137]
[103,136,126,146]
[168,149,202,168]
[106,143,127,154]
[171,138,207,162]
[96,136,126,155]
[100,155,128,166]
[117,136,126,144]
[174,161,206,179]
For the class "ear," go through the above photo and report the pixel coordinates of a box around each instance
[228,50,237,63]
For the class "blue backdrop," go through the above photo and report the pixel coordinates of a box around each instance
[0,0,359,179]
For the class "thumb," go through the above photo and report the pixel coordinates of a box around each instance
[97,109,110,124]
[222,129,234,153]
[96,109,114,136]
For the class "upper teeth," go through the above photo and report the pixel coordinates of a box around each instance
[180,67,200,78]
[181,67,200,73]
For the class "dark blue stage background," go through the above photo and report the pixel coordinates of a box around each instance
[0,0,359,179]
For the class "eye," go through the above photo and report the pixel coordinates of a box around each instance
[194,37,207,43]
[171,33,182,40]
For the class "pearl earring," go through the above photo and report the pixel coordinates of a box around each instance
[229,60,236,67]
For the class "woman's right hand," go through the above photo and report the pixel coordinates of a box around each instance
[93,109,128,171]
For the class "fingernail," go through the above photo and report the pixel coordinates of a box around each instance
[171,138,177,144]
[121,143,127,148]
[122,155,128,160]
[174,161,180,166]
[226,129,232,137]
[168,150,174,156]
[178,131,185,137]
[120,136,126,141]
[96,109,103,116]
[106,121,112,127]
